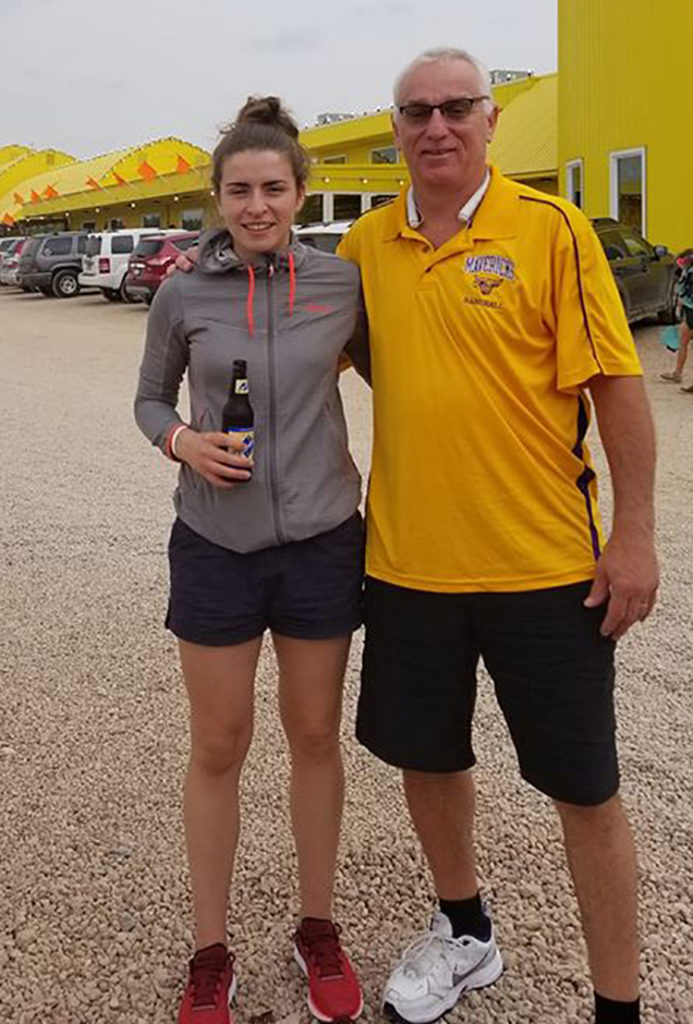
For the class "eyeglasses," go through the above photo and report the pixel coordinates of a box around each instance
[397,96,490,124]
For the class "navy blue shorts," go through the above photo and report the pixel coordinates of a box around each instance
[167,514,364,645]
[357,577,618,806]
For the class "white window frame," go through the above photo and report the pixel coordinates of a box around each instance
[565,158,584,208]
[609,147,646,235]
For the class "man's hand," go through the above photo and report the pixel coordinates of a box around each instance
[584,530,659,639]
[176,428,251,487]
[167,245,199,276]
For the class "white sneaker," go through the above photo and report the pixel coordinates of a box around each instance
[381,910,503,1024]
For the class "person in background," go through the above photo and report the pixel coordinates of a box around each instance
[660,249,693,389]
[134,96,366,1024]
[337,47,657,1024]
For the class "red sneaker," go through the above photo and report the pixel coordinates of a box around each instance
[294,918,363,1021]
[178,943,236,1024]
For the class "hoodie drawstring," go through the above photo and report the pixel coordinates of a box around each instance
[288,251,296,317]
[246,265,256,336]
[243,256,296,337]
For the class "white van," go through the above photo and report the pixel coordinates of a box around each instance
[79,228,169,301]
[294,220,353,254]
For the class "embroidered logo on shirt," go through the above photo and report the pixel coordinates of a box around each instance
[464,254,516,280]
[473,276,502,296]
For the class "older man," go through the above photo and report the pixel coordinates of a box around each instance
[338,48,657,1024]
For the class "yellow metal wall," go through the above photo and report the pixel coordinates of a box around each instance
[559,0,691,251]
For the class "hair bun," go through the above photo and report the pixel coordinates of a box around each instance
[236,95,299,140]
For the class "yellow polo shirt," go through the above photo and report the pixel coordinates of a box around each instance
[338,167,642,593]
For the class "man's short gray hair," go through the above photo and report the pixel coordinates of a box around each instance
[393,48,493,110]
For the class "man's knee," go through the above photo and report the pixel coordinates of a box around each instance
[553,791,625,829]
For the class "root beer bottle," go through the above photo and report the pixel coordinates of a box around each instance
[222,359,254,478]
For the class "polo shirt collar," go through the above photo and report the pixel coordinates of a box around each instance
[383,165,519,242]
[406,168,490,229]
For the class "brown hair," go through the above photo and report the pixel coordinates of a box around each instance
[211,96,310,194]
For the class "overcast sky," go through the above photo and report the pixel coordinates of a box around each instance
[4,0,557,159]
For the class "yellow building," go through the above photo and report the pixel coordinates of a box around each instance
[559,0,691,251]
[0,73,556,235]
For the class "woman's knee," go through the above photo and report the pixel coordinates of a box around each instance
[190,722,253,776]
[285,721,341,763]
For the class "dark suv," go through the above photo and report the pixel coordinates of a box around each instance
[592,218,677,324]
[17,231,89,298]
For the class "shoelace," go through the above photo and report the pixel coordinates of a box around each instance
[190,946,231,1008]
[399,931,471,978]
[300,920,344,979]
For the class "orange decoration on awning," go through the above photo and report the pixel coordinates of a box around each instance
[138,160,157,182]
[30,190,41,203]
[13,192,24,205]
[43,185,59,199]
[86,177,100,189]
[176,155,192,174]
[113,172,127,186]
[2,213,15,226]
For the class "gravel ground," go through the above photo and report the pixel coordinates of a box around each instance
[0,289,691,1024]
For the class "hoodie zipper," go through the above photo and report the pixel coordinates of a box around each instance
[266,261,286,545]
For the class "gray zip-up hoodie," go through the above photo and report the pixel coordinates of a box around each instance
[134,229,367,553]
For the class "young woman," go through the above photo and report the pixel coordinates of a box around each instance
[134,97,367,1024]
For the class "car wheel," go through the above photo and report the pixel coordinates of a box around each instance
[119,277,139,303]
[658,279,679,324]
[52,270,80,298]
[102,288,121,302]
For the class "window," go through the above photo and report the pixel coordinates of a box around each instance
[621,230,652,259]
[175,236,200,251]
[86,235,102,256]
[81,221,96,232]
[111,235,134,254]
[42,236,72,256]
[109,218,124,230]
[371,146,398,164]
[323,154,347,165]
[142,213,161,228]
[369,194,397,209]
[610,149,646,234]
[77,235,87,254]
[296,194,324,225]
[333,194,362,220]
[181,208,203,231]
[598,230,627,261]
[565,159,583,209]
[134,238,164,258]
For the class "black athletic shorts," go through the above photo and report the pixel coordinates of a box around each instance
[356,577,618,806]
[166,514,364,645]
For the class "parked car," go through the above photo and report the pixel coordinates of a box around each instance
[125,232,200,304]
[592,218,677,324]
[0,236,25,273]
[294,220,353,253]
[79,228,170,302]
[16,235,47,292]
[0,238,27,286]
[17,231,88,298]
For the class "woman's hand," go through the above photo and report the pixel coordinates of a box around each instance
[176,428,252,488]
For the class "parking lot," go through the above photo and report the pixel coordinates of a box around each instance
[0,288,691,1023]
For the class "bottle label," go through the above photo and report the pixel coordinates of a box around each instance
[235,380,249,395]
[226,426,254,459]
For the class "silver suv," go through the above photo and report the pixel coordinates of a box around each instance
[17,232,88,298]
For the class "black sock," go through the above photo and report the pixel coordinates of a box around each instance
[438,893,491,941]
[594,992,640,1024]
